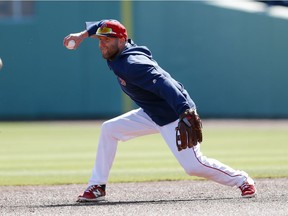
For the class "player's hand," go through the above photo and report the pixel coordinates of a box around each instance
[63,31,88,49]
[175,108,203,151]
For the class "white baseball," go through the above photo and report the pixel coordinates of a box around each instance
[67,40,76,49]
[0,58,3,70]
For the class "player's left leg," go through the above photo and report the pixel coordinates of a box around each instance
[158,120,256,197]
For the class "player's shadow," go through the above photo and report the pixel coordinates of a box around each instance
[41,197,236,208]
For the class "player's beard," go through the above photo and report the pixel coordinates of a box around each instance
[100,39,121,61]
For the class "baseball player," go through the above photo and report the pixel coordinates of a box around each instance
[63,19,256,202]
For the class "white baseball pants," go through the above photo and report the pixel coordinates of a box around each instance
[89,108,249,187]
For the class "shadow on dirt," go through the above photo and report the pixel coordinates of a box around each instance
[35,196,239,208]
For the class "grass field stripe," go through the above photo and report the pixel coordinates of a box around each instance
[0,121,287,185]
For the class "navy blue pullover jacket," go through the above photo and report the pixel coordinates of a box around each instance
[86,21,195,126]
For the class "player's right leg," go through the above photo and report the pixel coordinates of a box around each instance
[158,120,256,198]
[77,108,158,202]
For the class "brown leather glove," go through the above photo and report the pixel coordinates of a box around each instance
[176,109,203,151]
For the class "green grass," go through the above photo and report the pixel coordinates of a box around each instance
[0,121,287,186]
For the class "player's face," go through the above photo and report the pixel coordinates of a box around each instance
[98,36,121,60]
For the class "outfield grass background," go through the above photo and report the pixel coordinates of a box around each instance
[0,120,287,186]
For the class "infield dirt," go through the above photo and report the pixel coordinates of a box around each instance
[1,178,287,216]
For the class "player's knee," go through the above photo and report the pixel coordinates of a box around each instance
[185,169,203,177]
[184,168,196,176]
[101,120,115,134]
[183,164,203,176]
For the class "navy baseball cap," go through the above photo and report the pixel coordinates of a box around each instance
[96,20,128,40]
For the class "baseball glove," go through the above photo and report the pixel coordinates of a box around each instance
[176,109,203,151]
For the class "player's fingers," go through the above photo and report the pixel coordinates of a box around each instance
[63,35,72,46]
[179,123,188,150]
[197,129,203,143]
[187,128,195,148]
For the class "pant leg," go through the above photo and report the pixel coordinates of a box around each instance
[158,120,249,187]
[88,108,158,186]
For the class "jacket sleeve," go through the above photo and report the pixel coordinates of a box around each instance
[124,56,195,116]
[85,21,101,36]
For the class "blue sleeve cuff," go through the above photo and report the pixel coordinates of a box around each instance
[85,21,100,36]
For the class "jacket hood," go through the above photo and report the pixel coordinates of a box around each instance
[121,39,153,60]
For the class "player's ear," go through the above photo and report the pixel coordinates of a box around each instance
[119,37,126,45]
[118,38,126,49]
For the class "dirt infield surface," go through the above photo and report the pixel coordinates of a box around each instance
[1,178,287,216]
